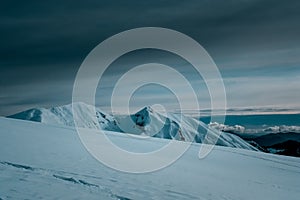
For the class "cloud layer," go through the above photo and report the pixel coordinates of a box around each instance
[1,0,300,115]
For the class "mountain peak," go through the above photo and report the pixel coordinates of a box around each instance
[132,106,154,127]
[7,102,120,131]
[136,106,153,114]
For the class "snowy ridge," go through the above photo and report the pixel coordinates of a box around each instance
[116,106,257,150]
[8,102,120,131]
[8,103,257,151]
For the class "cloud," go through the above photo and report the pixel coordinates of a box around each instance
[0,0,300,115]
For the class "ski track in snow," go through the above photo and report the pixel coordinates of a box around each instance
[0,161,131,200]
[0,160,201,200]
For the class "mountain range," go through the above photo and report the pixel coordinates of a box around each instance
[8,102,257,151]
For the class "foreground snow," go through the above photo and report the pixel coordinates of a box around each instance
[0,117,300,199]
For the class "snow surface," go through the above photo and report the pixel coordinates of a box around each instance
[0,117,300,199]
[8,103,257,151]
[8,102,121,131]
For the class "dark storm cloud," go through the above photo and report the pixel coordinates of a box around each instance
[1,0,299,68]
[0,0,300,115]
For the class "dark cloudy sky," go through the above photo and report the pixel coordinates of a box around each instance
[1,0,300,116]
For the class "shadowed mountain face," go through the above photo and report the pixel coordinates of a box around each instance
[249,133,300,157]
[252,132,300,147]
[131,106,152,127]
[214,130,300,157]
[266,140,300,157]
[7,102,257,151]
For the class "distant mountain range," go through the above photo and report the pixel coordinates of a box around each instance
[209,122,300,157]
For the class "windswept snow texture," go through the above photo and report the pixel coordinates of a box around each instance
[0,117,300,199]
[8,103,257,151]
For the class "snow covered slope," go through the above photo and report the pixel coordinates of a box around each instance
[0,117,299,199]
[8,103,257,151]
[8,102,120,131]
[116,106,257,150]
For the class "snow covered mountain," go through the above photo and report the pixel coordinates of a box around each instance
[8,103,257,151]
[116,106,257,150]
[8,102,120,131]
